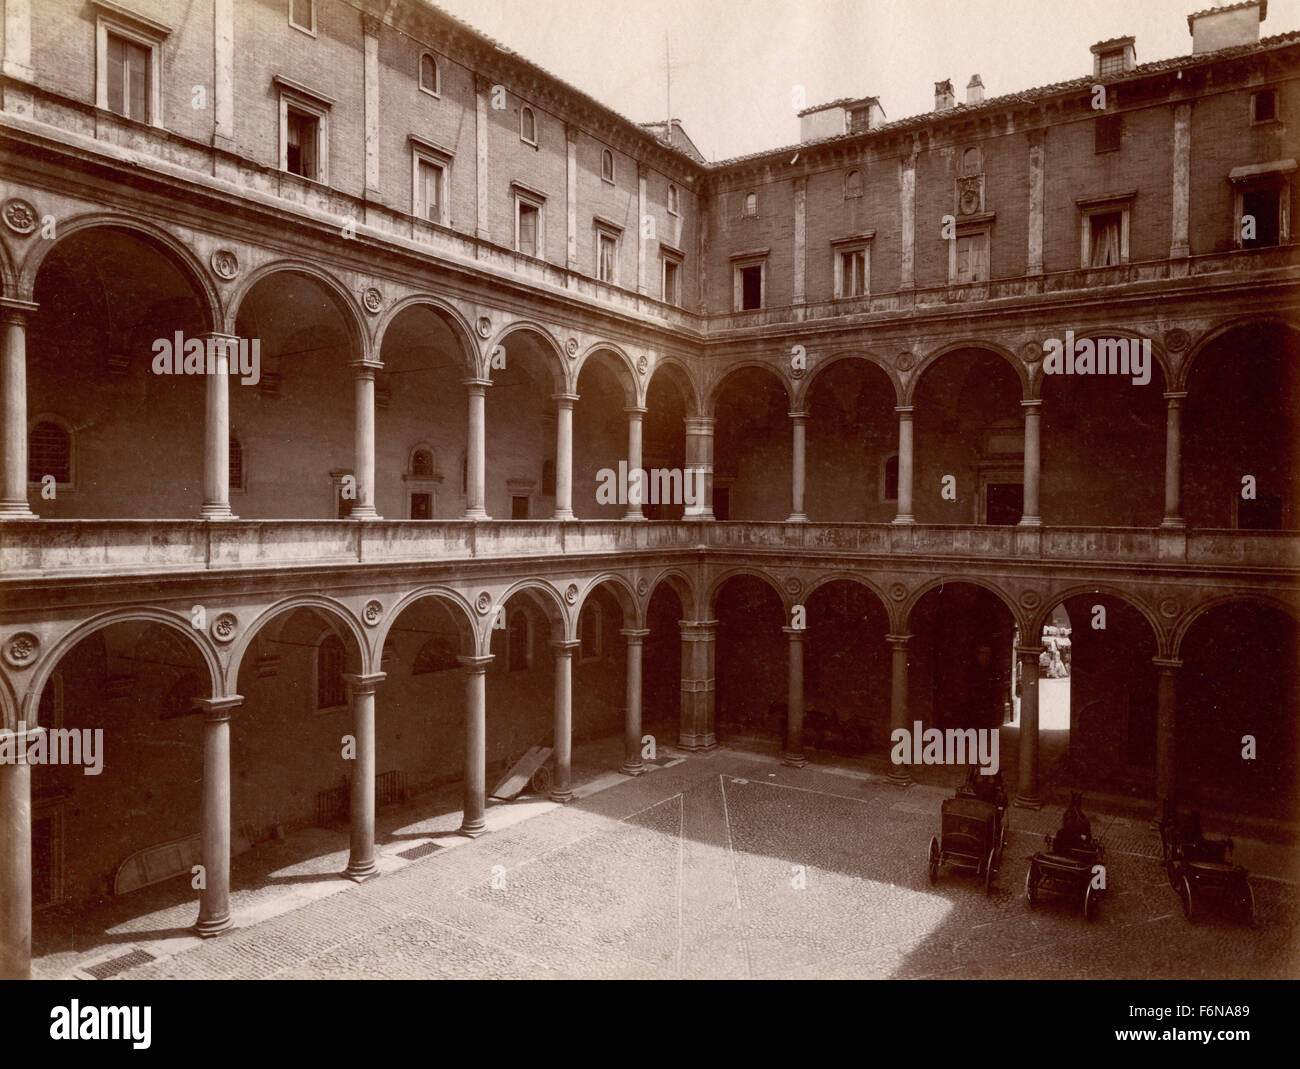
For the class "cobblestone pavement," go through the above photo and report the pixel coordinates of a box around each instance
[44,747,1300,980]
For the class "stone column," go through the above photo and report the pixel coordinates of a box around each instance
[0,303,37,519]
[893,405,915,524]
[781,625,807,767]
[194,696,241,937]
[1170,101,1193,259]
[553,393,578,520]
[1162,392,1186,528]
[463,377,489,519]
[684,416,715,519]
[788,410,808,522]
[886,634,912,785]
[620,628,650,775]
[678,620,718,750]
[625,406,646,520]
[344,673,385,880]
[1020,398,1042,526]
[350,360,381,520]
[458,655,492,837]
[199,333,236,520]
[0,724,42,978]
[551,640,579,802]
[1014,646,1042,809]
[1153,657,1181,805]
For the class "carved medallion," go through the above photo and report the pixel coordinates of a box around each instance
[211,613,238,644]
[1020,341,1044,365]
[3,631,38,668]
[565,583,579,605]
[363,599,383,626]
[895,351,916,372]
[476,592,492,615]
[784,577,803,596]
[888,582,908,602]
[1,199,37,235]
[636,577,649,596]
[566,337,580,358]
[210,249,239,280]
[637,354,649,376]
[1163,328,1191,353]
[362,287,384,314]
[476,317,492,339]
[1019,590,1042,610]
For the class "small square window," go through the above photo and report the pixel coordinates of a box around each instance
[1089,211,1123,266]
[410,493,433,519]
[289,0,315,34]
[1095,115,1122,154]
[1097,51,1124,77]
[1251,89,1277,124]
[662,256,681,305]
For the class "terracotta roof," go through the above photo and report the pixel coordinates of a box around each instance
[713,29,1300,169]
[797,96,880,118]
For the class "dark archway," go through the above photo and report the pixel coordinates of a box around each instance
[712,367,790,521]
[804,359,897,522]
[714,573,786,745]
[803,579,891,754]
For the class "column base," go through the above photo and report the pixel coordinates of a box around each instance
[1018,516,1042,527]
[619,760,645,776]
[780,751,807,768]
[549,788,574,804]
[0,502,37,519]
[552,509,575,521]
[194,913,233,938]
[678,732,718,752]
[458,819,487,838]
[887,767,913,787]
[350,506,381,520]
[464,508,489,520]
[891,515,916,525]
[1160,516,1186,529]
[1014,793,1042,810]
[786,513,807,523]
[344,858,379,881]
[199,504,238,520]
[622,511,646,521]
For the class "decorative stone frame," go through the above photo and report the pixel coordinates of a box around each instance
[513,182,546,258]
[93,0,170,129]
[594,217,623,286]
[275,75,332,185]
[731,249,769,312]
[410,135,453,226]
[1077,191,1135,268]
[831,232,874,299]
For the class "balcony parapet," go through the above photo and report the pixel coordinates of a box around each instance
[0,520,1295,580]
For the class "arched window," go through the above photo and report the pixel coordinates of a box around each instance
[883,454,900,502]
[961,146,981,176]
[507,610,531,672]
[743,192,757,218]
[520,106,536,144]
[411,447,434,479]
[229,437,244,492]
[28,419,71,484]
[413,635,458,674]
[419,53,439,95]
[601,148,614,182]
[316,634,347,709]
[845,169,863,198]
[667,184,679,215]
[579,601,602,661]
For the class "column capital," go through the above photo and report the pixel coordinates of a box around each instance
[782,625,806,640]
[0,722,44,749]
[462,377,492,391]
[361,11,382,36]
[894,405,915,416]
[551,639,581,653]
[1020,397,1043,409]
[343,672,386,694]
[679,619,719,639]
[552,392,580,407]
[1014,644,1043,660]
[885,633,913,646]
[348,359,384,377]
[458,654,494,672]
[624,406,648,418]
[1152,656,1183,670]
[684,416,717,434]
[0,298,38,325]
[1163,391,1188,403]
[194,695,244,721]
[788,409,810,422]
[619,627,651,642]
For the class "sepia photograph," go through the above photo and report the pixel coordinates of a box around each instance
[0,0,1296,1023]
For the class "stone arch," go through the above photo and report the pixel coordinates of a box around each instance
[646,567,699,620]
[487,321,566,392]
[373,586,480,659]
[902,576,1024,635]
[18,213,221,330]
[906,340,1028,404]
[1038,327,1172,399]
[576,343,640,407]
[19,608,223,726]
[0,670,18,732]
[797,352,902,410]
[647,357,702,417]
[574,572,641,629]
[803,572,895,630]
[227,595,369,693]
[1170,592,1300,659]
[0,231,17,299]
[1028,584,1164,652]
[226,260,368,361]
[1178,315,1300,393]
[492,578,570,652]
[707,567,790,617]
[374,294,479,376]
[705,361,791,417]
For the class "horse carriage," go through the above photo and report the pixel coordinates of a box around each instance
[1025,792,1104,920]
[926,768,1008,894]
[1158,801,1254,924]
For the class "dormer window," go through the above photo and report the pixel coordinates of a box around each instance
[1097,50,1125,77]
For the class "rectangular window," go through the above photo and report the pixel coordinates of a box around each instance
[1095,115,1122,154]
[837,248,867,297]
[1089,211,1123,267]
[1241,187,1282,248]
[1252,89,1277,124]
[511,495,529,519]
[662,256,681,305]
[739,265,763,310]
[289,0,315,34]
[598,232,618,283]
[417,158,443,223]
[517,199,541,257]
[953,232,989,283]
[1097,51,1124,77]
[410,493,432,519]
[106,33,150,122]
[286,108,320,180]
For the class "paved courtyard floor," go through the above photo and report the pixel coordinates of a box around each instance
[33,743,1300,980]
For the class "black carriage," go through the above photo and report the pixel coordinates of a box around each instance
[1158,802,1254,924]
[1025,793,1104,920]
[926,769,1007,894]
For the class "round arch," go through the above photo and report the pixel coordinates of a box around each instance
[18,214,221,330]
[0,231,17,299]
[906,340,1028,405]
[1037,327,1173,399]
[373,586,480,657]
[1178,315,1300,393]
[373,295,479,377]
[226,260,368,360]
[705,361,791,418]
[646,568,699,620]
[487,321,567,392]
[1171,593,1300,659]
[902,576,1024,634]
[574,573,641,629]
[20,609,223,726]
[798,352,902,410]
[492,578,571,652]
[803,572,894,628]
[1028,584,1164,652]
[576,343,640,407]
[227,595,370,693]
[707,567,790,618]
[646,357,702,417]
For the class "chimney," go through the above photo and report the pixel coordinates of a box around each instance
[1188,1,1266,54]
[1090,36,1137,77]
[966,74,984,105]
[934,79,955,111]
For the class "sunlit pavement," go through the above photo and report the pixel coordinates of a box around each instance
[34,741,1300,980]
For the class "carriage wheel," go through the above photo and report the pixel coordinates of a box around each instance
[1240,881,1255,925]
[1084,882,1098,922]
[983,848,996,895]
[1025,864,1038,906]
[530,764,552,795]
[1165,860,1180,891]
[1180,876,1195,922]
[927,837,940,885]
[1000,818,1007,854]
